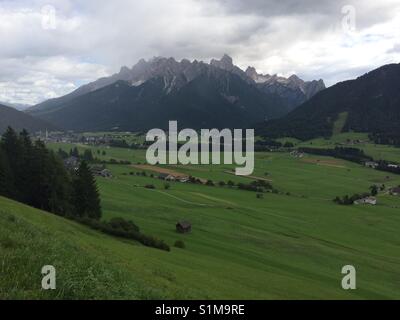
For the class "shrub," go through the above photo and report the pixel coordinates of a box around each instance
[145,184,156,189]
[174,240,185,249]
[206,180,215,186]
[227,180,235,187]
[73,216,170,251]
[108,217,140,233]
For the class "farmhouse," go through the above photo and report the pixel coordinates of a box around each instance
[178,176,190,183]
[176,221,192,234]
[354,196,377,205]
[389,187,400,196]
[91,165,113,178]
[63,156,79,171]
[365,161,379,169]
[290,151,304,158]
[158,173,176,181]
[158,173,190,183]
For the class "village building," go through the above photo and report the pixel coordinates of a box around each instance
[354,196,377,205]
[178,176,190,183]
[158,173,190,183]
[365,161,379,169]
[389,187,400,196]
[158,173,176,181]
[176,221,192,234]
[91,165,113,178]
[63,156,79,171]
[290,151,304,158]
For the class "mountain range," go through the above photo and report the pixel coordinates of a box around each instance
[27,55,325,131]
[0,101,31,111]
[258,63,400,140]
[0,104,55,133]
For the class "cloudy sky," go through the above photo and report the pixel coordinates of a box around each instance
[0,0,399,105]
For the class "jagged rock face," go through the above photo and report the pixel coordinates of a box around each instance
[27,54,326,132]
[245,66,326,110]
[30,54,325,114]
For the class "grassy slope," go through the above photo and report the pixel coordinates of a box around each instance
[10,142,395,299]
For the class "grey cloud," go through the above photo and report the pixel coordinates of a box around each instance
[0,0,399,104]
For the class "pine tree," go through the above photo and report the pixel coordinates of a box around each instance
[70,147,79,158]
[83,149,94,161]
[0,148,12,197]
[73,161,102,220]
[1,127,22,199]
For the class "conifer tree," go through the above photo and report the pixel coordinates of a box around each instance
[0,148,12,197]
[73,161,102,220]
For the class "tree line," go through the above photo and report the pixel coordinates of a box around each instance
[0,127,169,251]
[0,127,100,218]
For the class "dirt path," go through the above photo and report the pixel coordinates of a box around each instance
[132,164,189,177]
[151,190,209,207]
[300,158,347,168]
[223,171,273,182]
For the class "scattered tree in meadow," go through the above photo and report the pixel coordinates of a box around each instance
[174,240,185,249]
[370,185,378,196]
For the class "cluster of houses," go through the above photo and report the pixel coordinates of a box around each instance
[62,156,112,178]
[353,186,400,206]
[33,131,116,146]
[365,161,399,169]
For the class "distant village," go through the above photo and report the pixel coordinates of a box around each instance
[33,131,126,146]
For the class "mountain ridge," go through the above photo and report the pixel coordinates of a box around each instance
[28,55,325,118]
[257,63,400,140]
[0,104,56,133]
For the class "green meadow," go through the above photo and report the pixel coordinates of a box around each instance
[1,137,400,299]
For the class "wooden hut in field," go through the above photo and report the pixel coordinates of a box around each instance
[176,221,192,234]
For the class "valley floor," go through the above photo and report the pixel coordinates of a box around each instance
[1,141,400,299]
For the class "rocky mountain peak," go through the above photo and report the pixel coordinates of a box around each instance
[210,54,234,71]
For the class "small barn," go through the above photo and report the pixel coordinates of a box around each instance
[176,221,192,234]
